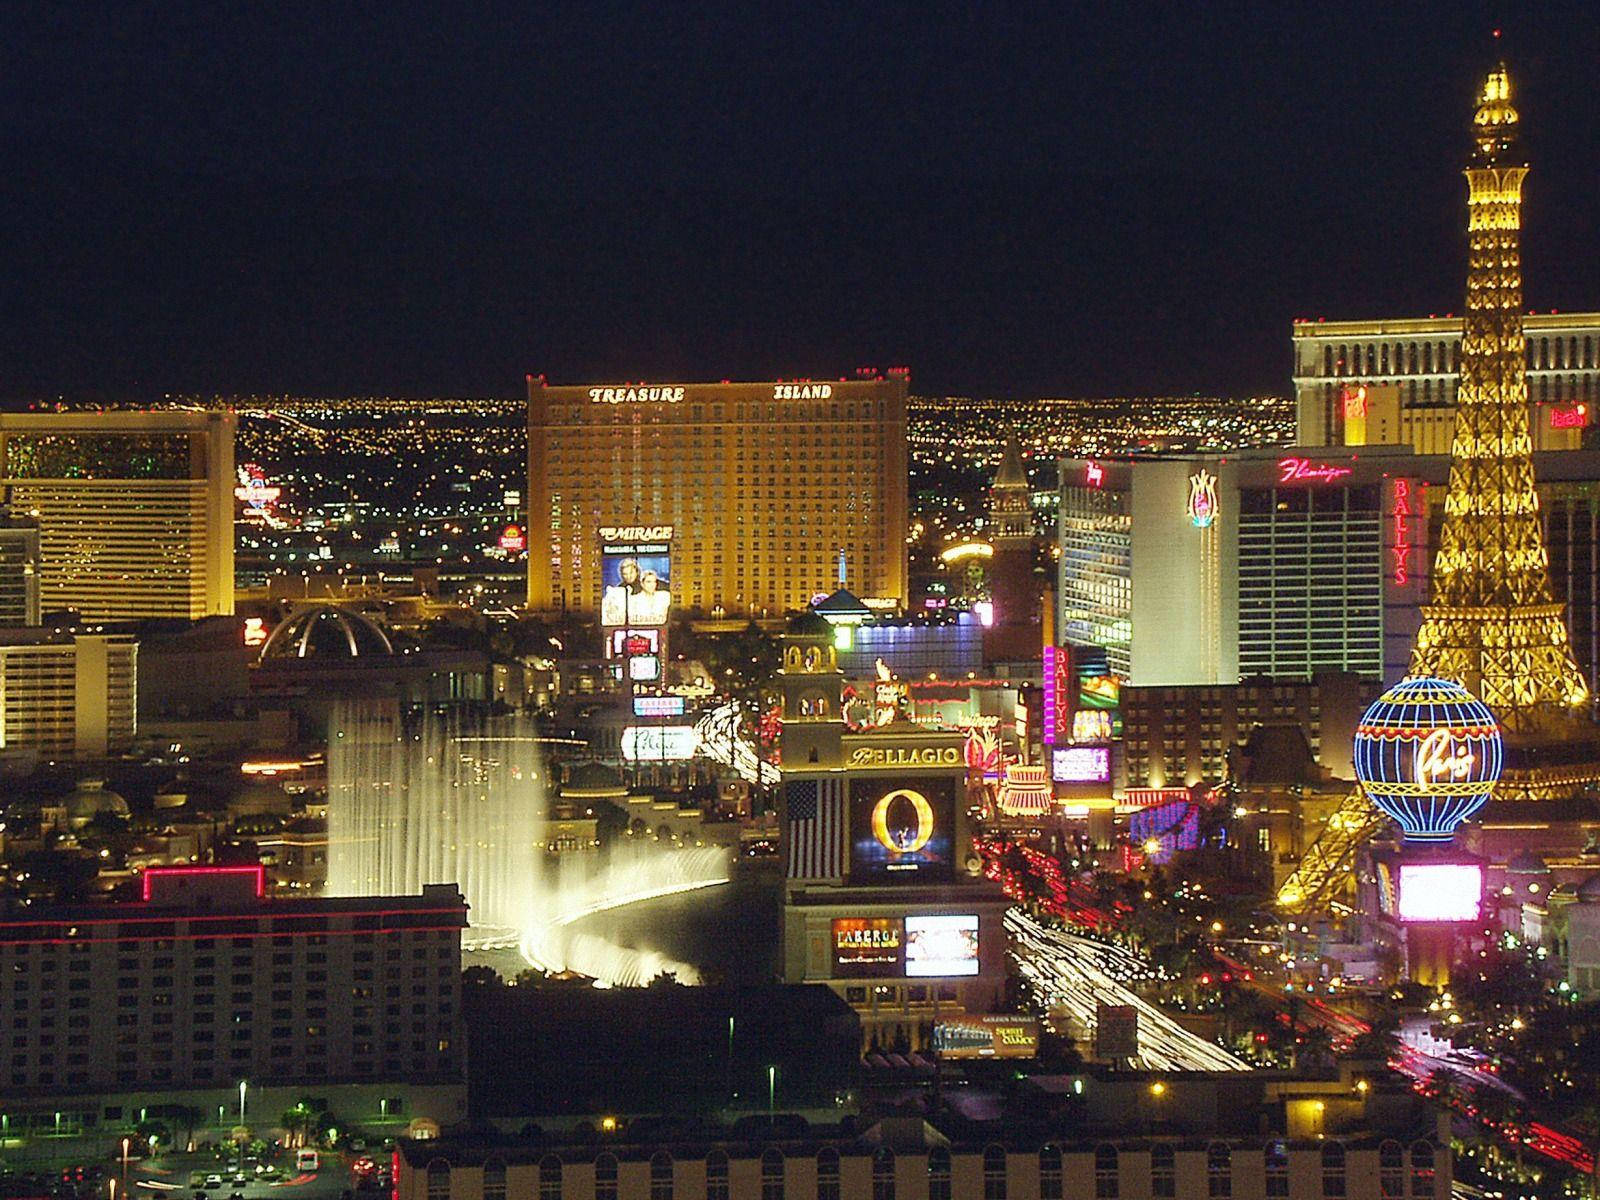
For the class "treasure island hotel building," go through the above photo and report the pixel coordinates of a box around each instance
[527,377,908,615]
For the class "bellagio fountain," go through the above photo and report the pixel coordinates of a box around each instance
[326,701,728,986]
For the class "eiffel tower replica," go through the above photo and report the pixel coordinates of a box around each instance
[1278,64,1600,911]
[1409,63,1600,802]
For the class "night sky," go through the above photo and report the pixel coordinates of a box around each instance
[4,2,1597,403]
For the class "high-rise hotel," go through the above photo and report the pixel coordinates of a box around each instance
[0,411,235,620]
[527,378,908,615]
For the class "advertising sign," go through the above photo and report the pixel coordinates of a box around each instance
[620,725,698,762]
[905,913,979,977]
[1397,862,1483,923]
[933,1015,1039,1059]
[600,535,672,627]
[848,776,956,882]
[1051,745,1110,783]
[498,524,526,552]
[607,628,661,659]
[633,695,686,718]
[831,917,903,977]
[1094,1002,1139,1061]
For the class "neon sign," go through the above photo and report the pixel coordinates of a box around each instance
[1042,646,1058,746]
[1186,470,1218,528]
[1414,728,1475,784]
[774,383,833,399]
[498,524,526,552]
[1277,456,1353,484]
[1391,478,1417,585]
[1551,404,1588,429]
[588,386,684,404]
[1085,460,1104,488]
[1342,386,1368,419]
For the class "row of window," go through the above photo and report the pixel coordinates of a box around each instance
[427,1142,1438,1200]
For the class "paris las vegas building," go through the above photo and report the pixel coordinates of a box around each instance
[526,376,909,617]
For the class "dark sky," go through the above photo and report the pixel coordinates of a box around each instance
[3,2,1597,403]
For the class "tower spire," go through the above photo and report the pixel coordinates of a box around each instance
[1410,63,1592,749]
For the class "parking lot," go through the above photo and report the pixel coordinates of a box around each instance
[1,1150,375,1200]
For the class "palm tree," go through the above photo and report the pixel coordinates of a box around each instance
[280,1103,316,1150]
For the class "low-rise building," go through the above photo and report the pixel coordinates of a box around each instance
[0,865,467,1147]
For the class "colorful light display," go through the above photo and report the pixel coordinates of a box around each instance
[1186,469,1218,528]
[1352,677,1503,842]
[1397,861,1483,923]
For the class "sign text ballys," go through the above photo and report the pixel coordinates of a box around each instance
[847,745,961,769]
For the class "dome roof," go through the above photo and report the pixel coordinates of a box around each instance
[562,761,627,796]
[64,779,129,822]
[1577,874,1600,904]
[259,606,394,661]
[1506,851,1550,875]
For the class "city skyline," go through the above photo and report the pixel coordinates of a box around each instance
[5,5,1600,403]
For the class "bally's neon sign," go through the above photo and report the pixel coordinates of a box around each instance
[1278,456,1353,484]
[1391,479,1415,586]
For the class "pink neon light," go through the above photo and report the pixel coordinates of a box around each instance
[1392,478,1413,586]
[1042,646,1058,746]
[1085,460,1104,488]
[1551,404,1588,430]
[141,865,267,902]
[1397,862,1482,923]
[1277,456,1353,485]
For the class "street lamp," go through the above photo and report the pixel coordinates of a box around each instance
[121,1137,131,1191]
[238,1080,248,1125]
[767,1066,776,1121]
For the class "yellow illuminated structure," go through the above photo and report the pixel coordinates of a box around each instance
[1281,65,1600,912]
[527,378,908,615]
[1409,66,1597,803]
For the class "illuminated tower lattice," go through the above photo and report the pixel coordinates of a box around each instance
[1278,65,1600,912]
[1410,66,1590,734]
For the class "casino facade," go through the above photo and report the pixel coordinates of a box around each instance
[527,377,908,616]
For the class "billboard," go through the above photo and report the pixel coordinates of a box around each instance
[620,725,698,762]
[1094,1002,1139,1061]
[831,917,903,977]
[1051,745,1110,783]
[905,913,979,977]
[848,776,956,882]
[600,535,672,627]
[933,1015,1039,1060]
[1397,862,1482,923]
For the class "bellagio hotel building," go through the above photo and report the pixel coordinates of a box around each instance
[527,378,908,615]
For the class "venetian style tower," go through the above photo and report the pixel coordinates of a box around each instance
[1411,66,1594,750]
[984,435,1042,662]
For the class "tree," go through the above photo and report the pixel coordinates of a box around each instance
[280,1103,317,1150]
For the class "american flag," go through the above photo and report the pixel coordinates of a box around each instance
[786,777,847,880]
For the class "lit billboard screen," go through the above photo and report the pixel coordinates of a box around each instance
[633,695,686,718]
[1397,862,1482,923]
[831,917,903,977]
[905,913,979,977]
[608,628,661,659]
[620,725,698,762]
[1051,745,1110,783]
[848,776,955,883]
[601,537,672,627]
[933,1015,1038,1059]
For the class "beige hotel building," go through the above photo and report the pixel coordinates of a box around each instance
[528,378,908,615]
[0,411,235,621]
